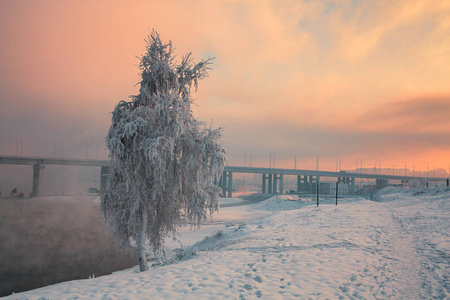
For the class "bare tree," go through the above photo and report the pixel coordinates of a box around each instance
[101,31,226,272]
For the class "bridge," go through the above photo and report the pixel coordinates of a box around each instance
[0,155,447,197]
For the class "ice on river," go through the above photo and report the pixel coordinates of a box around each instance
[6,187,449,299]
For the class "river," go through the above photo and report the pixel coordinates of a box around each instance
[0,196,137,297]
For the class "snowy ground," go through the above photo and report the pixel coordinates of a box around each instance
[6,187,449,299]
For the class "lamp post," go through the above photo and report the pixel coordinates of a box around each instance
[16,136,24,156]
[315,155,319,171]
[269,152,272,168]
[54,139,58,157]
[244,151,247,167]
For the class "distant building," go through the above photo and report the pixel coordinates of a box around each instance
[320,182,349,195]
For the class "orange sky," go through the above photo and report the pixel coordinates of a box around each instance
[1,0,449,173]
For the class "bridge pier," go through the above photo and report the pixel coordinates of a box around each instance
[309,175,320,193]
[262,173,267,193]
[280,173,284,194]
[31,164,45,197]
[220,171,233,197]
[297,175,310,192]
[262,173,284,194]
[268,173,273,193]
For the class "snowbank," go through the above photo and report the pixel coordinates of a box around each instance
[6,188,449,299]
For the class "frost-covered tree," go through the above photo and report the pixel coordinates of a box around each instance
[101,31,226,272]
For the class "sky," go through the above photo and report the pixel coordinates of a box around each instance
[1,0,450,173]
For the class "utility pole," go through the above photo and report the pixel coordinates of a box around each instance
[244,151,247,167]
[269,153,272,168]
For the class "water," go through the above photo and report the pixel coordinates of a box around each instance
[0,196,137,297]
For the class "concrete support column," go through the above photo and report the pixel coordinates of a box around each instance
[297,175,301,192]
[31,164,45,197]
[280,174,284,194]
[351,177,355,193]
[100,166,110,194]
[262,173,267,193]
[227,172,233,197]
[268,173,273,193]
[272,174,278,194]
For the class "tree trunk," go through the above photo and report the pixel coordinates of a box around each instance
[137,211,148,272]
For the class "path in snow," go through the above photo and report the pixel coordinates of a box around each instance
[5,188,449,299]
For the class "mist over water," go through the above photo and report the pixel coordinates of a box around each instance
[0,196,137,297]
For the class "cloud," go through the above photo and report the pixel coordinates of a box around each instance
[357,96,450,134]
[1,0,450,170]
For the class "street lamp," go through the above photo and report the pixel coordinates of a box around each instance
[16,136,24,156]
[54,139,58,157]
[244,151,247,167]
[269,152,272,168]
[315,155,319,171]
[294,154,299,170]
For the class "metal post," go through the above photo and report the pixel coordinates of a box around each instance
[316,181,319,206]
[336,181,338,205]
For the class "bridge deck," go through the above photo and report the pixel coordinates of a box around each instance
[0,155,446,181]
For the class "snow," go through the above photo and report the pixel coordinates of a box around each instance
[6,187,449,299]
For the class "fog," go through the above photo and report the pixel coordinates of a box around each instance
[0,196,137,297]
[0,165,101,197]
